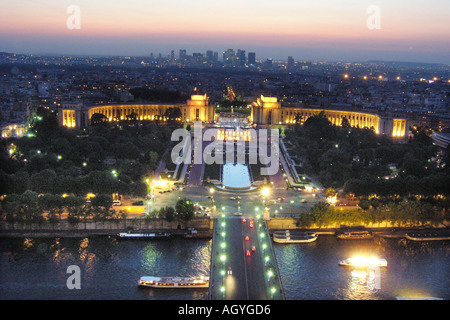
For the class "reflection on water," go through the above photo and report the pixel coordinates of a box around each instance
[274,236,449,300]
[0,237,212,300]
[222,163,252,189]
[0,235,448,300]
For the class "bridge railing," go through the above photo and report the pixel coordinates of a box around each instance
[260,219,286,300]
[208,219,217,300]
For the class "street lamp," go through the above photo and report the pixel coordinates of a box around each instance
[209,188,215,205]
[270,286,276,298]
[261,187,270,207]
[261,187,270,197]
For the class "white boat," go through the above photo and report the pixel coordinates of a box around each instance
[138,276,209,288]
[118,232,172,239]
[339,257,387,267]
[273,230,317,243]
[337,230,373,239]
[405,232,450,241]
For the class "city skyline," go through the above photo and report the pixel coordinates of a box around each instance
[1,0,449,64]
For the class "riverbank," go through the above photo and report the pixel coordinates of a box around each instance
[0,228,213,239]
[0,217,213,239]
[268,225,450,241]
[1,217,449,240]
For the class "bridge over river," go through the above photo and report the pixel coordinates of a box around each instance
[208,214,285,300]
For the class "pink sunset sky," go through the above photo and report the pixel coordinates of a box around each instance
[1,0,449,63]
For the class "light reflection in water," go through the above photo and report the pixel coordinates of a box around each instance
[23,238,33,249]
[274,235,449,300]
[0,236,447,300]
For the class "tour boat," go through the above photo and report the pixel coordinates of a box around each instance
[339,257,387,267]
[336,230,373,240]
[118,232,172,239]
[138,276,209,288]
[273,230,318,243]
[405,232,450,242]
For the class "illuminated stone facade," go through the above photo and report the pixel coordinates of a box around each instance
[251,95,408,138]
[58,93,408,138]
[58,94,215,128]
[1,123,27,138]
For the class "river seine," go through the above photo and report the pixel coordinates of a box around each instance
[0,235,448,300]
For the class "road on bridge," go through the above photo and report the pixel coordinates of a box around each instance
[210,216,284,300]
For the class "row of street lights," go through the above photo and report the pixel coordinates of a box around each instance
[255,213,278,299]
[218,207,227,299]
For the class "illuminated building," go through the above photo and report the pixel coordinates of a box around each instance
[431,131,450,149]
[1,123,27,138]
[251,95,409,138]
[58,92,409,138]
[223,49,235,67]
[58,94,215,128]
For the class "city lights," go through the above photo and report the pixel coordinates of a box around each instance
[1,2,447,303]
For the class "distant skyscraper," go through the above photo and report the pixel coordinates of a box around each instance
[264,58,273,69]
[287,56,294,68]
[223,49,235,66]
[206,50,214,61]
[237,49,246,66]
[171,50,175,60]
[248,52,256,65]
[213,52,218,62]
[193,52,203,62]
[179,49,187,59]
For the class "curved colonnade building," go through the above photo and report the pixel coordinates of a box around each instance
[59,94,408,138]
[252,95,408,138]
[59,94,214,129]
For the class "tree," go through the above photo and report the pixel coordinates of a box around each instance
[309,202,331,228]
[358,198,371,210]
[91,194,113,221]
[1,194,22,227]
[175,198,195,222]
[294,112,303,128]
[90,113,108,126]
[126,112,139,123]
[164,107,182,125]
[297,212,314,228]
[38,194,64,225]
[20,190,42,226]
[64,195,85,226]
[160,206,176,222]
[341,116,351,129]
[325,187,337,198]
